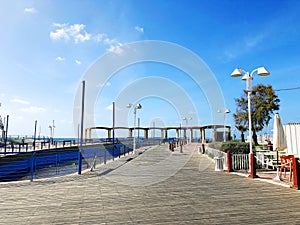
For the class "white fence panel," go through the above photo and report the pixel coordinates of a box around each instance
[205,147,227,171]
[284,123,300,156]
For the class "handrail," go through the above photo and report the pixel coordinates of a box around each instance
[205,147,227,170]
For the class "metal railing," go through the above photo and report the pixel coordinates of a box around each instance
[0,138,165,182]
[205,146,270,172]
[232,154,249,170]
[205,147,227,170]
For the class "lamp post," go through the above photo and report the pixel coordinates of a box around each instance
[127,103,142,154]
[182,117,192,142]
[49,120,55,145]
[231,67,270,178]
[218,109,230,142]
[112,102,115,154]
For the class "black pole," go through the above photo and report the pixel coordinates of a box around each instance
[4,115,9,153]
[112,102,115,159]
[33,120,37,151]
[78,80,85,175]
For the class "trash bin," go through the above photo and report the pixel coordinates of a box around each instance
[214,156,224,171]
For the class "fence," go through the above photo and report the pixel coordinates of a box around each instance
[0,138,163,182]
[205,147,268,171]
[205,147,227,171]
[232,154,249,170]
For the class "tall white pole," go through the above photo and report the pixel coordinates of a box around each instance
[78,80,85,174]
[247,91,252,154]
[52,120,55,139]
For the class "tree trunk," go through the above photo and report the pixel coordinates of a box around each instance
[253,130,258,146]
[241,132,245,142]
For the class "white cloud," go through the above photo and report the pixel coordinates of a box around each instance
[104,38,118,45]
[75,60,81,65]
[245,33,267,49]
[74,32,91,43]
[50,23,124,54]
[96,82,112,88]
[52,23,67,28]
[21,106,46,113]
[50,23,91,44]
[135,26,144,33]
[108,44,124,55]
[55,56,65,61]
[10,98,30,105]
[105,104,120,111]
[94,33,106,42]
[106,104,113,111]
[24,7,37,13]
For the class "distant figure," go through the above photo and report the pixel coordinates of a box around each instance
[22,137,25,144]
[267,140,273,151]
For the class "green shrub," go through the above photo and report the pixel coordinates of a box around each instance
[208,142,222,150]
[221,141,251,154]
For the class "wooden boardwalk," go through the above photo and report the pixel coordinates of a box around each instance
[0,143,300,224]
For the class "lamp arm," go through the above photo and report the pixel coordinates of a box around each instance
[250,68,259,77]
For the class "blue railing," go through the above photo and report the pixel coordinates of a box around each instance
[0,138,164,182]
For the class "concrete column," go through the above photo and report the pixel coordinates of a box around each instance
[107,129,112,139]
[129,129,133,137]
[176,128,179,139]
[164,129,168,139]
[85,128,88,140]
[85,128,91,139]
[201,128,206,143]
[212,126,217,142]
[144,129,148,139]
[161,129,164,139]
[190,128,193,142]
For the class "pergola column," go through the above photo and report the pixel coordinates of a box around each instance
[164,129,168,139]
[190,128,193,142]
[176,128,179,139]
[107,129,112,139]
[212,126,217,142]
[201,128,206,143]
[144,129,149,139]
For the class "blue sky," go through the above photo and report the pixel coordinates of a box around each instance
[0,0,300,138]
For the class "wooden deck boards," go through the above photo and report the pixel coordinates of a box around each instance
[0,143,299,224]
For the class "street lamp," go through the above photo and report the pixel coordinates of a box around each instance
[231,66,270,178]
[231,66,270,153]
[127,103,142,154]
[49,120,55,145]
[182,117,192,142]
[218,109,230,142]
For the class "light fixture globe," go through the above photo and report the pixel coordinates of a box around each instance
[230,68,242,77]
[257,67,270,76]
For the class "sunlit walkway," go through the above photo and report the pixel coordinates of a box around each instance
[0,143,300,224]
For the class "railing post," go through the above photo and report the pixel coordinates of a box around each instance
[292,157,300,189]
[226,151,233,172]
[78,151,82,174]
[30,152,36,182]
[248,153,258,178]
